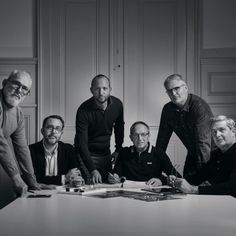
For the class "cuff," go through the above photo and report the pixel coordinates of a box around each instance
[61,175,66,185]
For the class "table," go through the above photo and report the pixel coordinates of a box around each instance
[0,189,236,236]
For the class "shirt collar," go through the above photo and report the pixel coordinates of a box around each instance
[174,94,191,112]
[91,96,113,110]
[131,142,152,154]
[220,142,236,156]
[42,139,58,156]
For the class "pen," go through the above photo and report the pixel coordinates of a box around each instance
[120,176,126,188]
[28,190,35,193]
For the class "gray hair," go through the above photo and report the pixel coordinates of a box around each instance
[164,74,186,88]
[210,115,236,132]
[7,70,32,82]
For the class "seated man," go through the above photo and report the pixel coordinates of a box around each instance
[29,115,83,188]
[108,121,181,186]
[171,115,236,195]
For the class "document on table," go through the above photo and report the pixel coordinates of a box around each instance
[123,180,149,189]
[56,186,108,195]
[97,180,149,189]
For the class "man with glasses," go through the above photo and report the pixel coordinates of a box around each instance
[156,74,213,182]
[29,115,83,188]
[108,121,180,185]
[0,70,39,196]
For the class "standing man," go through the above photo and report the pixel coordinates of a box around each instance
[170,115,236,195]
[108,121,181,186]
[74,74,124,184]
[29,115,82,188]
[0,70,39,196]
[156,74,213,181]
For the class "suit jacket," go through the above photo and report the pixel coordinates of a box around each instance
[29,141,79,185]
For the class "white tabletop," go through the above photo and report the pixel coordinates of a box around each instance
[0,188,236,236]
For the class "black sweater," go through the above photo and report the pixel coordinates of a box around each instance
[189,143,236,195]
[74,96,124,172]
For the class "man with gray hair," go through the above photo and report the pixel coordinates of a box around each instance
[0,70,39,197]
[170,115,236,195]
[156,74,214,181]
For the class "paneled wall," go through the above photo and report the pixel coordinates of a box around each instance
[40,0,191,174]
[123,0,190,172]
[39,0,236,175]
[39,0,111,143]
[197,0,236,120]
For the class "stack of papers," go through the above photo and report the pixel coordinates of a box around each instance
[96,180,149,189]
[57,186,107,195]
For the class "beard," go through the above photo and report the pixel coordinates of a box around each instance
[4,93,22,108]
[96,95,108,103]
[45,135,60,145]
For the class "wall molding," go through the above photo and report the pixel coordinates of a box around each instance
[0,58,37,64]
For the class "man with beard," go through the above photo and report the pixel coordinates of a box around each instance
[29,115,82,188]
[74,74,124,184]
[156,74,214,182]
[0,70,39,196]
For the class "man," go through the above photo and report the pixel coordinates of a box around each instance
[0,70,39,196]
[156,74,213,181]
[29,115,82,188]
[108,121,181,186]
[74,74,124,184]
[171,115,236,195]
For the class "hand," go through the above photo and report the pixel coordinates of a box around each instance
[11,174,28,197]
[91,169,102,184]
[199,181,211,187]
[167,175,177,187]
[65,168,81,182]
[38,183,57,190]
[25,174,41,191]
[111,151,119,165]
[108,173,120,184]
[146,178,162,187]
[29,182,41,191]
[174,178,199,194]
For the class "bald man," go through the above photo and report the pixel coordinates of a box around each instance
[0,70,39,197]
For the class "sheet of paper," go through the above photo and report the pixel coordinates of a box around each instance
[95,181,149,189]
[123,180,148,189]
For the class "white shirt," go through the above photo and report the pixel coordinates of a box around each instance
[43,140,58,176]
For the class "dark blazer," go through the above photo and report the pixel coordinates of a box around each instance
[29,141,79,185]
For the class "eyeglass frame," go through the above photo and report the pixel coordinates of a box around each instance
[44,125,63,133]
[7,80,31,96]
[131,132,150,139]
[166,84,185,94]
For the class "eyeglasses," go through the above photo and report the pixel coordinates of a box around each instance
[132,132,149,139]
[45,125,63,133]
[8,80,30,96]
[166,84,185,94]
